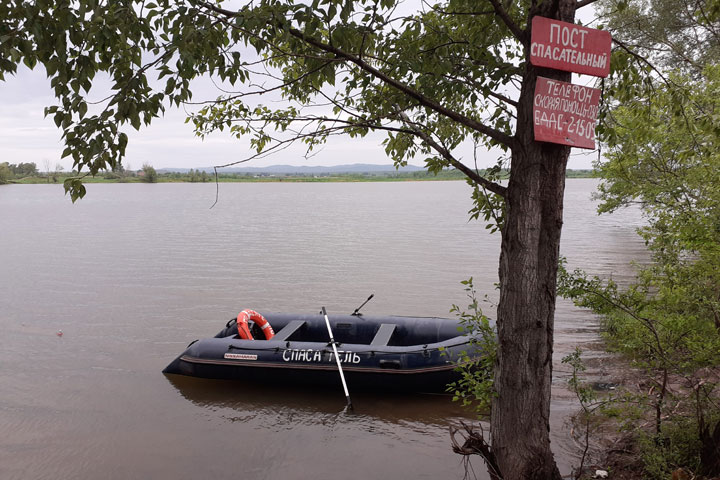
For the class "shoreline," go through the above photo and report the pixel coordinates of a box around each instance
[4,169,598,185]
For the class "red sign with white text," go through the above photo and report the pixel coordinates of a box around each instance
[533,76,600,149]
[530,16,611,77]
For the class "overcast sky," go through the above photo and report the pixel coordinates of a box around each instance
[0,7,600,172]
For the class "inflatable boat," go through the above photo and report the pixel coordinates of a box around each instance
[163,310,481,393]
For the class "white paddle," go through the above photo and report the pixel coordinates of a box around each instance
[321,306,353,411]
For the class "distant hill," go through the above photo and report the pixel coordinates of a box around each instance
[158,163,425,174]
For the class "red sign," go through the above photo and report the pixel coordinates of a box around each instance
[533,76,601,149]
[530,16,611,78]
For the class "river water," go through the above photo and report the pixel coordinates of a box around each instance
[0,180,646,479]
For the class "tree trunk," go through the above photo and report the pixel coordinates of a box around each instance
[700,420,720,476]
[490,2,576,479]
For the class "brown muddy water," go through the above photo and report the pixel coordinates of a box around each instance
[0,180,647,479]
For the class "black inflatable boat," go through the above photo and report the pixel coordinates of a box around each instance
[163,310,481,393]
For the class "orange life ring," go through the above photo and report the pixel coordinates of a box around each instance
[236,309,275,340]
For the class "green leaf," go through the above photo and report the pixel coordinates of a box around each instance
[63,177,87,203]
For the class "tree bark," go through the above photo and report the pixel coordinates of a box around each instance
[490,1,576,479]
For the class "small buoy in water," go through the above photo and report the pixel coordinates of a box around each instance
[56,330,63,337]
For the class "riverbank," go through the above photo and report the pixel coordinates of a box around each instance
[5,168,597,185]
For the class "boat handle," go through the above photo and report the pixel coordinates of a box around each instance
[379,359,401,369]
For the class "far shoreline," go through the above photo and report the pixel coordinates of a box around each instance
[6,169,598,185]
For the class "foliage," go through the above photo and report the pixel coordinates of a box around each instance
[561,3,720,471]
[141,163,158,183]
[1,0,515,210]
[187,169,209,183]
[595,0,720,146]
[559,256,720,474]
[5,162,39,178]
[562,348,597,408]
[0,162,11,184]
[596,0,720,77]
[559,261,720,374]
[103,171,123,180]
[561,348,603,478]
[0,162,40,182]
[588,54,720,388]
[446,278,497,415]
[12,162,39,177]
[597,65,720,259]
[635,418,707,480]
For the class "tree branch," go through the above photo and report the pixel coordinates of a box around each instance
[487,0,525,43]
[451,422,503,480]
[421,1,495,17]
[612,37,674,86]
[184,59,337,105]
[487,90,518,108]
[196,1,517,151]
[394,106,507,197]
[287,26,517,150]
[576,0,601,9]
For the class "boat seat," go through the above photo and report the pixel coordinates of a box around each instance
[370,324,396,346]
[273,320,306,341]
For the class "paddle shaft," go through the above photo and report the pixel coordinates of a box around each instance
[321,306,353,410]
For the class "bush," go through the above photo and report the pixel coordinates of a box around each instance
[0,162,11,184]
[636,417,706,480]
[141,163,157,183]
[447,278,497,415]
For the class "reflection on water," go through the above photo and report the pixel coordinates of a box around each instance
[166,375,474,430]
[0,180,647,480]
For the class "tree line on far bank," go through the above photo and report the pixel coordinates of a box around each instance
[0,161,159,184]
[0,161,40,183]
[1,163,597,185]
